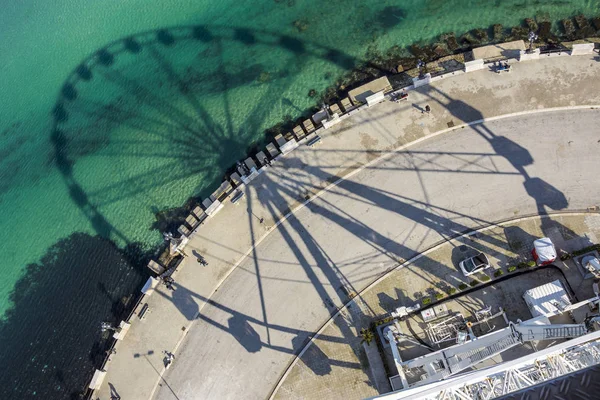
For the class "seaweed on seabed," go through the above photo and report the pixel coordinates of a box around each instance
[492,24,504,42]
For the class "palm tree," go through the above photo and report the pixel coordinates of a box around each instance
[360,328,375,346]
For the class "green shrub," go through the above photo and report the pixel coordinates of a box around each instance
[494,270,504,277]
[527,260,536,267]
[458,283,468,290]
[447,287,457,295]
[435,292,444,300]
[517,262,527,269]
[508,265,517,272]
[481,275,491,282]
[469,279,479,287]
[360,328,375,346]
[560,252,571,261]
[422,297,431,306]
[572,244,600,257]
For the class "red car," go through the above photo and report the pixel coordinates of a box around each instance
[532,237,557,266]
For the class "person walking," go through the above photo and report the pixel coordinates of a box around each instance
[425,104,431,114]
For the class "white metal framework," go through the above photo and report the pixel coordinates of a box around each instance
[368,330,600,400]
[423,337,600,400]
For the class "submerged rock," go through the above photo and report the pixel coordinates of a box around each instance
[574,14,595,38]
[472,28,488,42]
[524,18,538,32]
[562,18,576,39]
[459,32,480,47]
[293,19,309,32]
[409,44,436,61]
[441,33,459,51]
[537,21,558,44]
[432,43,450,58]
[492,24,504,41]
[592,16,600,32]
[510,26,529,41]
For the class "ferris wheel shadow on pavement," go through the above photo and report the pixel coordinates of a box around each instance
[151,87,578,400]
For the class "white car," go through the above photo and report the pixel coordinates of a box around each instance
[459,252,490,276]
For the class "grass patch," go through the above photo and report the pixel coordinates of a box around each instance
[446,287,457,295]
[458,283,468,291]
[469,279,479,287]
[527,260,536,267]
[560,252,571,261]
[435,292,444,300]
[373,316,395,327]
[480,275,491,282]
[494,269,504,277]
[508,265,517,272]
[572,243,600,257]
[422,297,431,306]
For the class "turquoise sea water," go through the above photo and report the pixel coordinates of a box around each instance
[1,0,599,398]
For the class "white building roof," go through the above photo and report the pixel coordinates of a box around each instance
[523,279,571,317]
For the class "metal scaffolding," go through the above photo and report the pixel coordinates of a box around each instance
[370,330,600,400]
[434,339,600,400]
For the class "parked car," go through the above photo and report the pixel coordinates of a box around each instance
[532,237,556,266]
[459,252,490,276]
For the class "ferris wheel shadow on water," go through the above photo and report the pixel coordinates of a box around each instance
[49,24,379,242]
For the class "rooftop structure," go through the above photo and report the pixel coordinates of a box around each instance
[523,280,571,317]
[369,282,600,400]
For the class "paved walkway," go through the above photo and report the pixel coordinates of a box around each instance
[271,213,600,399]
[97,54,600,400]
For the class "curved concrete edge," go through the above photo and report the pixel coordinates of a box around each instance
[267,210,600,399]
[215,105,600,305]
[149,106,600,400]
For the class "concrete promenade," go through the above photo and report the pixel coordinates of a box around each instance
[97,54,600,400]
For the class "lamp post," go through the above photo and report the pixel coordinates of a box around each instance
[528,31,538,53]
[417,59,426,79]
[321,102,331,121]
[101,322,118,333]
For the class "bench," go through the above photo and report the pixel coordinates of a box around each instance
[231,190,245,204]
[307,134,322,147]
[495,64,511,73]
[138,303,150,320]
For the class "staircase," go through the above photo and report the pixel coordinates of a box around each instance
[448,332,521,373]
[543,325,587,339]
[515,324,588,341]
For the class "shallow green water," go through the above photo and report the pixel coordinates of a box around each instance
[0,0,598,397]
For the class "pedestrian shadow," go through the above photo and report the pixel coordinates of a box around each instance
[170,284,199,321]
[228,314,262,353]
[411,103,425,113]
[108,382,121,399]
[291,335,332,376]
